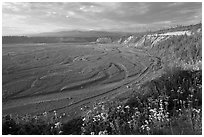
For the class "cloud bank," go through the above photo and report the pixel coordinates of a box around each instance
[2,2,202,35]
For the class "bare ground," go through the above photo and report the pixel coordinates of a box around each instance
[2,43,161,121]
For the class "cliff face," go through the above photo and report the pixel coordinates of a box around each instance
[132,34,171,48]
[122,29,200,48]
[95,24,201,47]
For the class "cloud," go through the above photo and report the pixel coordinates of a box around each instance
[2,2,202,35]
[79,5,103,13]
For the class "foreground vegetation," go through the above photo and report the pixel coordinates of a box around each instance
[3,66,202,135]
[81,71,202,135]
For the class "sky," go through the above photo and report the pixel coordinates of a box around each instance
[2,2,202,36]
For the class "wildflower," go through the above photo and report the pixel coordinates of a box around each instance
[157,115,162,121]
[110,122,115,130]
[54,110,57,116]
[59,131,63,134]
[101,113,108,120]
[55,122,61,128]
[125,105,130,109]
[146,126,150,131]
[164,101,168,105]
[197,109,201,113]
[141,124,150,131]
[43,111,48,117]
[193,108,201,113]
[126,85,130,88]
[121,109,125,113]
[183,100,186,104]
[179,109,181,111]
[149,108,156,112]
[117,105,122,109]
[98,130,108,135]
[34,116,38,120]
[81,127,86,133]
[173,98,178,102]
[134,107,138,110]
[141,125,146,130]
[103,130,108,135]
[189,94,193,98]
[93,117,96,122]
[101,105,105,110]
[98,131,103,135]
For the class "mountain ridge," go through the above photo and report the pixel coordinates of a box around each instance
[29,30,131,38]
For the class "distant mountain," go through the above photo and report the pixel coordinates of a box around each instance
[3,24,201,44]
[3,30,132,44]
[30,30,131,38]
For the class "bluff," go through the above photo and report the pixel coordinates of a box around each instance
[118,23,202,49]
